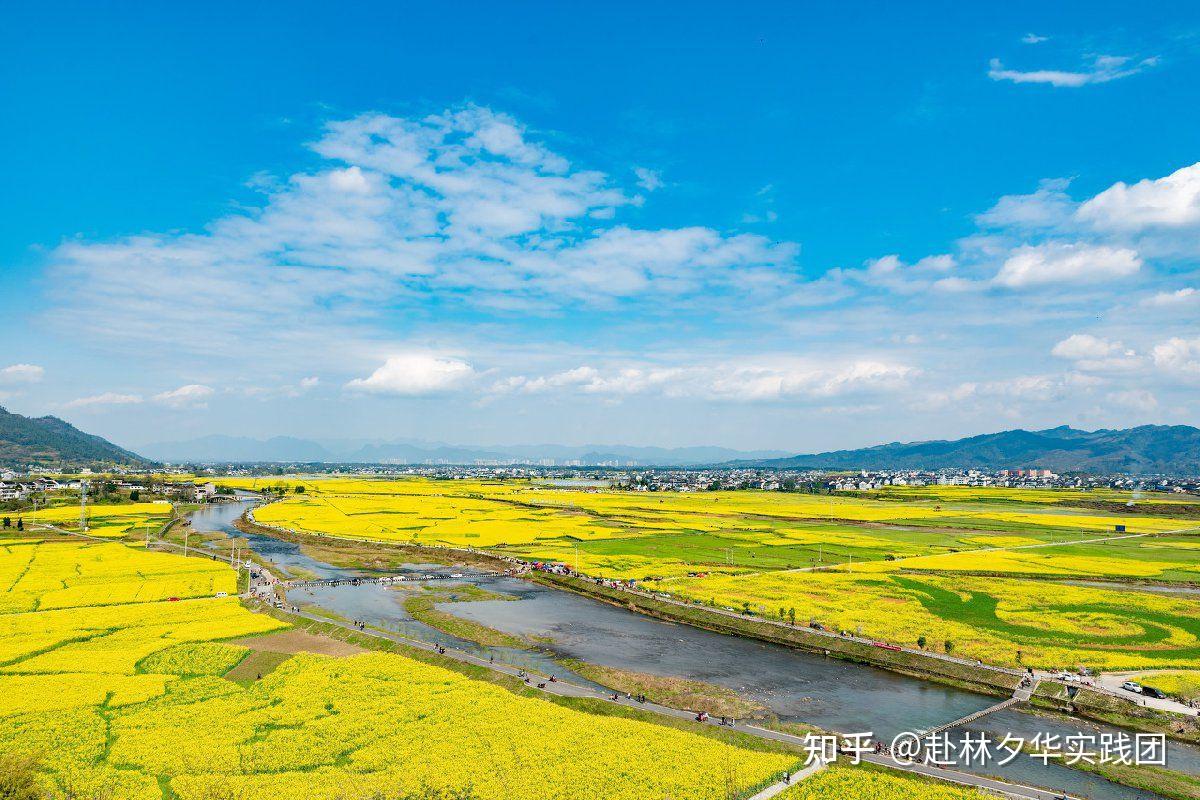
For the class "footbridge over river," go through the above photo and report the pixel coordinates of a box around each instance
[282,571,505,590]
[923,680,1039,738]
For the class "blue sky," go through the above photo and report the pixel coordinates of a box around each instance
[2,1,1199,452]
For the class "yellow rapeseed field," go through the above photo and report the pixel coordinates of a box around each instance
[0,532,798,799]
[780,767,988,799]
[648,569,1200,670]
[17,501,173,538]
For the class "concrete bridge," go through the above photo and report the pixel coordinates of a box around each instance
[283,571,503,589]
[923,680,1038,737]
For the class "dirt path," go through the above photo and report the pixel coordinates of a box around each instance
[230,628,366,656]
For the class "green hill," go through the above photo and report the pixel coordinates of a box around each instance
[739,425,1200,476]
[0,407,150,468]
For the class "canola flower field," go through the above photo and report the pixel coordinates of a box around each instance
[779,767,988,799]
[0,530,800,799]
[246,477,1195,580]
[239,477,1200,670]
[646,568,1200,669]
[15,501,174,538]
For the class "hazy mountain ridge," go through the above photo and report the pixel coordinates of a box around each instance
[0,407,150,468]
[138,435,790,466]
[739,425,1200,475]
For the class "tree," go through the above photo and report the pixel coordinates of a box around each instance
[129,490,140,501]
[16,518,22,531]
[944,640,955,654]
[917,635,927,650]
[742,601,752,615]
[779,607,786,619]
[1,517,9,528]
[295,485,306,494]
[788,607,796,626]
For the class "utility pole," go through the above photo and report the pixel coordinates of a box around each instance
[183,528,189,558]
[80,480,89,532]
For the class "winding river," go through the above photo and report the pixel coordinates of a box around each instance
[193,498,1192,800]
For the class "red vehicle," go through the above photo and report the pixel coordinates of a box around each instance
[167,597,181,602]
[872,641,902,651]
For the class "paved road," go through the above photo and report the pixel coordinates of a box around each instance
[1088,670,1200,718]
[747,760,826,799]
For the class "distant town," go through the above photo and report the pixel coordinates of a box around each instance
[3,463,1198,507]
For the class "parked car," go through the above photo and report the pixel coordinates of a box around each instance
[1122,681,1143,693]
[1142,686,1167,699]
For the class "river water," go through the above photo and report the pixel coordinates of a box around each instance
[193,498,1188,799]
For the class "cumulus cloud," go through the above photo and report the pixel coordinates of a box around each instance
[153,384,215,409]
[1151,338,1200,377]
[993,243,1141,288]
[1022,33,1050,45]
[1077,163,1200,231]
[0,364,44,384]
[346,355,475,396]
[988,55,1157,88]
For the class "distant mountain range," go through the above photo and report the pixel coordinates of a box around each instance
[737,425,1200,475]
[137,435,791,466]
[14,416,1194,474]
[0,407,150,468]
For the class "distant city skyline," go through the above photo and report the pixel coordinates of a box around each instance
[3,1,1200,451]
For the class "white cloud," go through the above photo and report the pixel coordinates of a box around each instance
[346,355,475,396]
[0,364,44,384]
[299,376,320,389]
[633,167,663,191]
[1022,33,1050,44]
[1052,334,1121,361]
[988,55,1157,88]
[1051,334,1141,371]
[1143,287,1199,307]
[1077,163,1200,231]
[993,242,1141,288]
[61,392,144,410]
[47,105,805,366]
[1151,338,1200,377]
[838,253,962,295]
[494,359,914,402]
[930,374,1071,408]
[976,178,1074,230]
[153,384,215,409]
